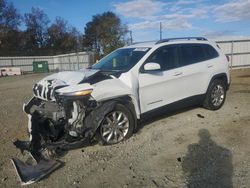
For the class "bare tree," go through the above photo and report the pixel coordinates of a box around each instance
[23,7,50,55]
[0,0,22,56]
[48,17,79,55]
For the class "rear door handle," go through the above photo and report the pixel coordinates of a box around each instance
[174,72,183,76]
[207,64,213,68]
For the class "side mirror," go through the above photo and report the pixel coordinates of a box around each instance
[143,62,161,71]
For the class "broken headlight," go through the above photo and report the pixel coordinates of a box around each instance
[57,89,93,97]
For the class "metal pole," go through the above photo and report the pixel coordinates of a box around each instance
[77,52,80,70]
[130,30,133,45]
[59,56,62,71]
[68,54,71,71]
[52,55,55,72]
[52,44,55,71]
[11,58,14,67]
[160,22,162,40]
[230,41,234,69]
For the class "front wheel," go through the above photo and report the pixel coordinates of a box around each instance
[203,79,227,110]
[98,104,134,145]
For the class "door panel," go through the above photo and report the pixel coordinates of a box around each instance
[138,45,181,113]
[139,67,185,113]
[176,62,208,99]
[177,43,211,97]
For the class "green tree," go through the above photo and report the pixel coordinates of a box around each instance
[83,11,128,55]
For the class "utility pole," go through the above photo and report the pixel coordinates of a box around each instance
[160,22,162,40]
[129,30,133,45]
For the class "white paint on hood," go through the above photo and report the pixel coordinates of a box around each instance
[34,68,99,101]
[38,69,99,85]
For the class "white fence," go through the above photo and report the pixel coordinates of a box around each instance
[0,39,250,72]
[216,39,250,68]
[0,51,95,72]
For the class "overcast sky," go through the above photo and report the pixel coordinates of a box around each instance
[11,0,250,42]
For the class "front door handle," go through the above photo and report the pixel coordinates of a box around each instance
[174,72,183,76]
[207,64,213,68]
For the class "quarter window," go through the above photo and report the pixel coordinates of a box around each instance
[203,44,219,60]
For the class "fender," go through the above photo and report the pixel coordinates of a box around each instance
[207,73,229,91]
[97,95,138,132]
[91,78,141,119]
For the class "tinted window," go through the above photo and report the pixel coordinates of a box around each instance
[203,44,219,60]
[145,45,177,71]
[179,44,206,66]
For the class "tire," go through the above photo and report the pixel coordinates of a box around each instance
[97,103,134,145]
[203,79,226,110]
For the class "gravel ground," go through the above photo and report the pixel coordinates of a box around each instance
[0,69,250,188]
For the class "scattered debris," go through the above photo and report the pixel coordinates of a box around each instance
[164,175,174,183]
[197,114,205,118]
[11,158,63,185]
[129,163,133,170]
[177,157,182,162]
[73,180,80,185]
[2,177,7,182]
[152,179,159,187]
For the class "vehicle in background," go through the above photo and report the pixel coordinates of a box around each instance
[0,67,22,76]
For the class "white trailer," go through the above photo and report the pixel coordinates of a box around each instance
[0,67,22,76]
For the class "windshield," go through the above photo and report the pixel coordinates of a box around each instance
[91,47,150,72]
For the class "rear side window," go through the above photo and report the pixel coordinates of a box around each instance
[203,44,219,60]
[179,44,206,66]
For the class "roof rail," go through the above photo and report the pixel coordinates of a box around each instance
[131,40,156,45]
[155,37,207,44]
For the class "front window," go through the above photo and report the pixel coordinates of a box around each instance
[91,48,150,72]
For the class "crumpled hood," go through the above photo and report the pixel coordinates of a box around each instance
[38,69,99,85]
[33,68,99,101]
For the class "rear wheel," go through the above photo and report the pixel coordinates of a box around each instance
[98,104,134,145]
[203,79,226,110]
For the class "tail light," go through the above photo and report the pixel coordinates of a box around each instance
[226,55,230,62]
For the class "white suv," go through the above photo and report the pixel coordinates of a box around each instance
[23,37,230,148]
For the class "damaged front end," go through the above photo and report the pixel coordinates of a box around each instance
[12,71,117,185]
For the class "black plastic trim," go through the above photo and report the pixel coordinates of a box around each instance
[208,73,230,90]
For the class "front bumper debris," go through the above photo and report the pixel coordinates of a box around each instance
[11,158,62,186]
[12,96,116,185]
